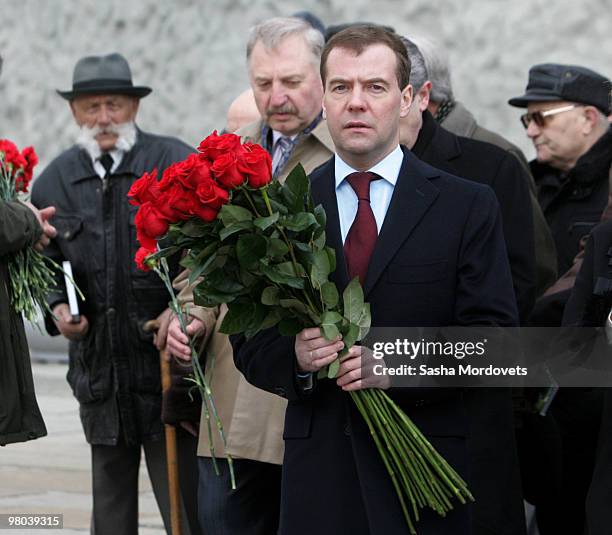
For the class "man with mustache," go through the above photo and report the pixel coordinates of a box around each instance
[31,53,199,535]
[163,16,334,535]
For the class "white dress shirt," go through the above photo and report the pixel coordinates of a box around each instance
[334,145,403,243]
[92,149,124,179]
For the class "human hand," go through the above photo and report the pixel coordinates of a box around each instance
[154,308,173,351]
[52,302,89,341]
[335,345,390,391]
[24,202,57,252]
[165,316,206,362]
[294,327,344,373]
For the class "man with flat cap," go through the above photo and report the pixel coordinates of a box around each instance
[31,53,199,535]
[509,64,612,534]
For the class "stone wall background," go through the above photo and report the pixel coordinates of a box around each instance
[1,0,610,175]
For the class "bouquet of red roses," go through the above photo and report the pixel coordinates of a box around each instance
[0,139,61,322]
[129,132,473,533]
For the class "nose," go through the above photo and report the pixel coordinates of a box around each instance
[526,119,540,139]
[97,105,111,126]
[347,87,366,112]
[270,82,287,108]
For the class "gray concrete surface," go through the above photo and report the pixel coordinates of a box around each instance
[0,362,165,534]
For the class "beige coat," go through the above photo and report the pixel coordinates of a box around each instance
[178,118,334,465]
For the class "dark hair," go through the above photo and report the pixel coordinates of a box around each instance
[320,24,411,90]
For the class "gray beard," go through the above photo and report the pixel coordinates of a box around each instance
[76,121,137,160]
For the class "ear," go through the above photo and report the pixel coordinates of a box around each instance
[417,81,432,112]
[581,106,601,134]
[399,84,413,118]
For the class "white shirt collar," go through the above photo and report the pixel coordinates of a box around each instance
[334,145,403,188]
[92,148,124,178]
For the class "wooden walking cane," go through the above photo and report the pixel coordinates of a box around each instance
[144,319,182,535]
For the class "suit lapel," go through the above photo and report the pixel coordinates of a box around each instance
[364,149,440,297]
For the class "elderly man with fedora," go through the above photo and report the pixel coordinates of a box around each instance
[31,53,199,535]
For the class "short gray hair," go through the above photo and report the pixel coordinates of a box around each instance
[410,35,454,103]
[400,36,428,91]
[247,17,324,64]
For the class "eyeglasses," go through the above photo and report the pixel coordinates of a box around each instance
[520,104,578,129]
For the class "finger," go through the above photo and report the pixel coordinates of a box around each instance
[337,357,361,378]
[337,367,361,387]
[312,352,339,370]
[308,338,344,354]
[169,324,189,345]
[39,206,56,220]
[341,379,364,392]
[299,327,324,341]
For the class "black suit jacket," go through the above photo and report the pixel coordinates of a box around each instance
[232,149,524,535]
[413,111,536,323]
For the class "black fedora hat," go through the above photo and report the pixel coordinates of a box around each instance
[57,53,152,100]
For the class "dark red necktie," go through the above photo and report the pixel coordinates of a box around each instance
[344,172,380,285]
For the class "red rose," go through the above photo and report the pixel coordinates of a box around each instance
[128,169,160,206]
[165,184,197,220]
[137,228,157,250]
[135,246,156,272]
[189,157,213,188]
[196,179,229,210]
[211,152,245,190]
[191,179,229,221]
[238,143,272,188]
[134,202,170,240]
[198,131,243,161]
[158,161,181,192]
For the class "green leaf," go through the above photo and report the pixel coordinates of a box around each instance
[313,204,326,229]
[261,286,280,306]
[321,282,339,309]
[261,263,305,289]
[282,212,318,232]
[268,238,289,259]
[327,359,340,379]
[219,204,253,226]
[253,212,279,231]
[310,250,331,288]
[219,302,255,335]
[219,220,254,241]
[321,311,342,340]
[326,246,336,273]
[243,303,269,339]
[193,285,237,307]
[281,164,309,213]
[278,317,304,336]
[342,277,364,324]
[279,298,310,316]
[356,303,372,340]
[236,234,267,270]
[342,322,360,350]
[203,270,245,294]
[260,308,286,330]
[313,230,326,250]
[179,219,211,237]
